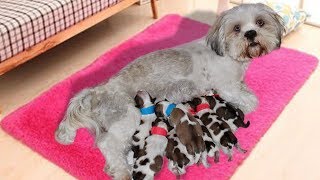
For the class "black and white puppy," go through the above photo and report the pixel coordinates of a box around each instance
[191,96,247,161]
[206,93,250,132]
[155,100,204,175]
[184,102,219,166]
[128,90,157,167]
[132,117,168,180]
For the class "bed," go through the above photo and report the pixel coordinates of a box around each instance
[0,0,157,75]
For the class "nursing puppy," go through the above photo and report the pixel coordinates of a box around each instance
[184,102,220,166]
[132,118,168,180]
[55,4,284,179]
[155,101,203,175]
[128,90,157,167]
[192,97,246,161]
[206,94,250,132]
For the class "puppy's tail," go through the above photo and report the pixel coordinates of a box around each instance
[55,89,102,144]
[240,120,250,128]
[236,108,250,128]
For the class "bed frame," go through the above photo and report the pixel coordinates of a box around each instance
[0,0,158,75]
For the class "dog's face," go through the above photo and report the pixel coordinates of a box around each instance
[206,3,285,61]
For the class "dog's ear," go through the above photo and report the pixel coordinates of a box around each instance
[206,13,227,56]
[257,3,286,47]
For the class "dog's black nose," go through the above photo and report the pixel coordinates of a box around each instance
[244,30,257,40]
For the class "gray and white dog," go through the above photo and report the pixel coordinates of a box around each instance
[55,3,284,179]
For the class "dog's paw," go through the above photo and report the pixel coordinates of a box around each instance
[115,172,131,180]
[238,92,258,114]
[54,126,76,145]
[104,164,131,180]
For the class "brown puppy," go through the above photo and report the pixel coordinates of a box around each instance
[155,100,204,175]
[184,102,219,166]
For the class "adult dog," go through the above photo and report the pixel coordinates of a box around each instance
[55,3,284,179]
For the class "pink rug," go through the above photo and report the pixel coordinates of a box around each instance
[1,15,318,179]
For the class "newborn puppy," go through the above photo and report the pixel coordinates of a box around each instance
[191,96,246,161]
[156,100,205,156]
[207,93,250,132]
[128,90,157,167]
[155,100,201,175]
[132,118,168,180]
[184,102,219,166]
[169,103,205,156]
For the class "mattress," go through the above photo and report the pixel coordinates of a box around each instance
[0,0,121,62]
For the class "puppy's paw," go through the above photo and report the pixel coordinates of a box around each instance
[200,158,210,168]
[235,143,247,153]
[214,151,220,163]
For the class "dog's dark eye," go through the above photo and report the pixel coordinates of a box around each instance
[233,25,241,32]
[256,19,264,27]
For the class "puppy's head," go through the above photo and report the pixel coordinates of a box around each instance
[155,100,172,118]
[134,90,155,108]
[155,101,179,130]
[151,117,168,130]
[206,3,285,61]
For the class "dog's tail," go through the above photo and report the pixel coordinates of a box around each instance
[55,89,102,144]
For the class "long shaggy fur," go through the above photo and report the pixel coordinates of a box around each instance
[55,3,285,179]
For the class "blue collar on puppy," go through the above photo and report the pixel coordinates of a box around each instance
[140,105,155,115]
[165,103,176,117]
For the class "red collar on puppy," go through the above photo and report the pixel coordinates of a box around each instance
[151,126,167,136]
[196,103,210,112]
[188,108,196,115]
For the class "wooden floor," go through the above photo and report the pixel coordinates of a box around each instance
[1,0,320,179]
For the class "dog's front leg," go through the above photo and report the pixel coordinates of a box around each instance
[216,82,258,114]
